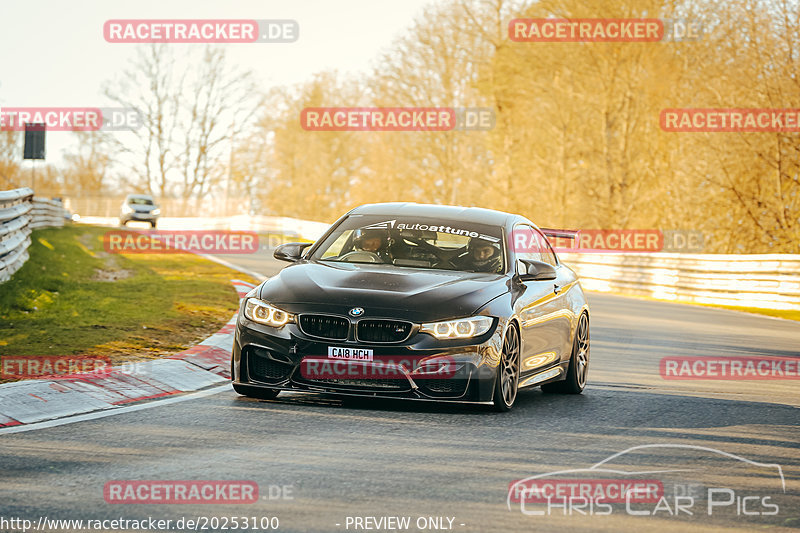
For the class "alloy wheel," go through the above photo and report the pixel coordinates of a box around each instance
[500,325,520,407]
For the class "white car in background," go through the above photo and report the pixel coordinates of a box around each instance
[119,194,160,228]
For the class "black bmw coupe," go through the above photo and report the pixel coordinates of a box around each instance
[232,203,589,411]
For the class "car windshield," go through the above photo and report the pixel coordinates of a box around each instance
[128,197,154,205]
[311,215,505,273]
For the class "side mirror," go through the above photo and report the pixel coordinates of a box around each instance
[518,259,557,281]
[274,242,313,262]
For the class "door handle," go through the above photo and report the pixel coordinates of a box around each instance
[553,284,562,294]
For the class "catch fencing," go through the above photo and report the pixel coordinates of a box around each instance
[559,252,800,311]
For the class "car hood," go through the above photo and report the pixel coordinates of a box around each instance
[258,261,509,322]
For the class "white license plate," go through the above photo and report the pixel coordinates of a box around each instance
[327,346,373,361]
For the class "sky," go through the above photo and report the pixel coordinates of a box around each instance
[0,0,438,161]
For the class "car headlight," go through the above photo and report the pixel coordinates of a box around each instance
[244,298,294,327]
[420,316,494,339]
[151,208,161,215]
[121,205,133,214]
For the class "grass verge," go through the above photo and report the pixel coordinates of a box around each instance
[0,225,257,367]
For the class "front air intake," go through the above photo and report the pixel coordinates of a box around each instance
[356,320,413,343]
[298,314,350,340]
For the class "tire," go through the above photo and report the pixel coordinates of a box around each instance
[232,383,280,400]
[120,220,127,227]
[542,312,589,394]
[150,221,157,228]
[492,323,520,412]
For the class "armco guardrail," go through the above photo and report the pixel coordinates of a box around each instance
[559,252,800,311]
[30,197,68,229]
[0,188,70,283]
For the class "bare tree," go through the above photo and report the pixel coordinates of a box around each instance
[0,131,22,189]
[104,44,183,198]
[178,47,261,206]
[60,131,117,196]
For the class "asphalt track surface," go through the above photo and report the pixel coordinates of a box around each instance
[1,244,798,532]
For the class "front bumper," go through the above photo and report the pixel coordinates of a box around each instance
[121,212,159,222]
[232,314,505,403]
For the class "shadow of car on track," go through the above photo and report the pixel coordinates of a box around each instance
[228,385,800,437]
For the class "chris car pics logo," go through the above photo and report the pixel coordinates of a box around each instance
[508,444,785,518]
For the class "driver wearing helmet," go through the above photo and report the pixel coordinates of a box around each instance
[456,238,502,273]
[352,228,393,262]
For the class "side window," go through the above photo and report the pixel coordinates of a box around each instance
[536,230,558,266]
[320,230,353,259]
[513,224,542,274]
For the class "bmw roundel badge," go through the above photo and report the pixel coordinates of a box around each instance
[349,307,365,317]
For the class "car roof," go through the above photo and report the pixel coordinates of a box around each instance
[349,202,515,227]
